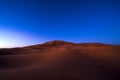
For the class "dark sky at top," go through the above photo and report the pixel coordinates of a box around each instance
[0,0,120,47]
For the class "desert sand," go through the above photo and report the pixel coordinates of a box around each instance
[0,40,120,80]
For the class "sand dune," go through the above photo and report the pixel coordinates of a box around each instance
[0,40,120,80]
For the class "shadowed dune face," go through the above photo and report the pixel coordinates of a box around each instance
[0,40,120,80]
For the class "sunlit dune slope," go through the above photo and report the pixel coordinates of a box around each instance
[0,40,120,80]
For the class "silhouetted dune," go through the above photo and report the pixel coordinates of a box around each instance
[0,40,120,80]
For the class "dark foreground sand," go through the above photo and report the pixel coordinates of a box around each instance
[0,40,120,80]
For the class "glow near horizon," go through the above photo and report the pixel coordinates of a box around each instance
[0,28,119,48]
[0,29,45,48]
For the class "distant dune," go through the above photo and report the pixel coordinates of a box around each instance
[0,40,120,80]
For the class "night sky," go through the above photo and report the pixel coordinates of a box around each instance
[0,0,120,48]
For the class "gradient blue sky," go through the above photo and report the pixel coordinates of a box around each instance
[0,0,120,47]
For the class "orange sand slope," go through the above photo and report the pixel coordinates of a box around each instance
[0,40,120,80]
